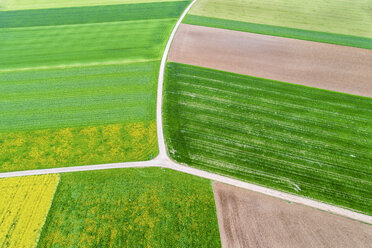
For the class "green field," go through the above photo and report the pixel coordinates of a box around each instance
[0,2,188,28]
[0,62,158,132]
[38,168,221,247]
[1,0,185,10]
[183,15,372,50]
[164,62,372,215]
[0,1,190,172]
[184,0,372,48]
[0,3,188,69]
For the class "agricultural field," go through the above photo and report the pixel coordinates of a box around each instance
[168,24,372,97]
[0,1,190,172]
[37,168,221,247]
[214,182,372,247]
[1,0,371,246]
[0,122,157,172]
[163,62,372,215]
[0,174,59,248]
[183,0,372,49]
[0,0,185,10]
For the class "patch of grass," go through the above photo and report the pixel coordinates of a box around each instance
[0,1,190,28]
[164,62,372,215]
[37,168,221,247]
[183,15,372,50]
[0,174,59,247]
[0,62,158,132]
[0,121,157,172]
[2,0,185,11]
[188,0,372,39]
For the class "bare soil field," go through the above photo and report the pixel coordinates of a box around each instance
[213,182,372,248]
[169,24,372,97]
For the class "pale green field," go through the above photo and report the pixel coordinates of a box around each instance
[1,0,184,10]
[189,0,372,38]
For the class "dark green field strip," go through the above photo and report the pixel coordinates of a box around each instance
[181,119,372,180]
[0,19,174,69]
[0,1,189,28]
[164,62,372,215]
[38,168,220,247]
[183,15,372,50]
[171,63,372,114]
[174,82,372,151]
[0,61,158,132]
[173,104,372,174]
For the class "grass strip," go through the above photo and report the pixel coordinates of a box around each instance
[183,15,372,50]
[0,1,190,28]
[2,0,185,11]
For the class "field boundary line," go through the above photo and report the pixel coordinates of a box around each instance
[0,161,157,178]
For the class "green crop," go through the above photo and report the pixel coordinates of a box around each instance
[183,15,372,50]
[187,0,372,39]
[2,0,186,11]
[164,62,372,215]
[0,18,177,69]
[0,62,158,132]
[0,1,189,28]
[38,168,221,247]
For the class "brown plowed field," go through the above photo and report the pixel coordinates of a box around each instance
[169,24,372,97]
[213,182,372,248]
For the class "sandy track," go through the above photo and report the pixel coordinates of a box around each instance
[213,182,372,248]
[168,24,372,97]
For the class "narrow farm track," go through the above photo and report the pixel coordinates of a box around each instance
[1,0,371,226]
[1,158,372,225]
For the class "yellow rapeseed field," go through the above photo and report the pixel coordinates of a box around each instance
[0,174,60,248]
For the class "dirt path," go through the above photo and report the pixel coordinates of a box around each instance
[213,182,372,248]
[2,158,372,225]
[168,24,372,97]
[156,0,198,160]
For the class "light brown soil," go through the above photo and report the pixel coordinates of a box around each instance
[169,24,372,97]
[213,182,372,248]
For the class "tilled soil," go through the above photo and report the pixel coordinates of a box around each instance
[168,24,372,97]
[213,182,372,248]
